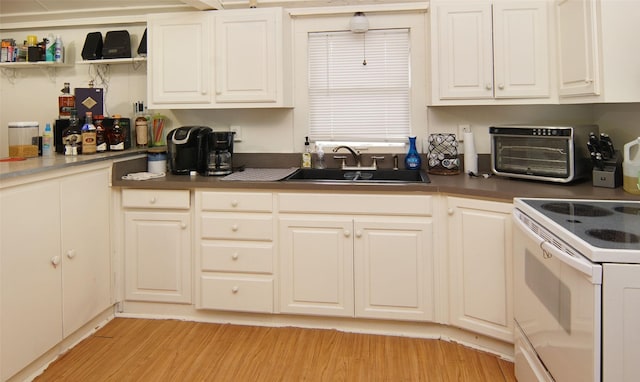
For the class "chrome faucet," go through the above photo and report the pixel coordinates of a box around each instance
[332,145,384,170]
[332,145,361,167]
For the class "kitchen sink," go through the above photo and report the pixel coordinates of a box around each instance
[283,168,430,183]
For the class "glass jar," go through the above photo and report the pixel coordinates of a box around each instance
[8,121,39,158]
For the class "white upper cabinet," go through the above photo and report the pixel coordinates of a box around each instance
[147,8,291,109]
[215,8,285,104]
[556,0,640,102]
[147,11,213,107]
[431,1,553,105]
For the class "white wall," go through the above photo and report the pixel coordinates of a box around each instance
[1,8,640,158]
[0,24,147,157]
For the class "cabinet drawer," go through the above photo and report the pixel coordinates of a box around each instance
[201,214,273,240]
[199,191,272,212]
[201,242,273,273]
[199,275,273,313]
[122,189,190,209]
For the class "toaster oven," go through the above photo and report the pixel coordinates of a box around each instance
[489,125,598,183]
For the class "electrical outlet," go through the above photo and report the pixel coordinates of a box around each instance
[457,124,470,142]
[230,125,242,142]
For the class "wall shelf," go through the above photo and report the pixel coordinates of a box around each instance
[0,61,69,68]
[0,61,70,83]
[76,57,146,65]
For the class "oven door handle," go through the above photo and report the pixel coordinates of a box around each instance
[513,212,602,284]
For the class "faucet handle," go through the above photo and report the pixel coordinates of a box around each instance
[371,156,385,169]
[333,155,347,168]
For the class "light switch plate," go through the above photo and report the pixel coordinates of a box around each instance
[230,125,242,142]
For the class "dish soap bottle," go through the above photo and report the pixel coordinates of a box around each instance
[302,136,312,168]
[405,136,422,170]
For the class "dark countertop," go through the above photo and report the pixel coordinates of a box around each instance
[0,149,147,181]
[112,154,638,202]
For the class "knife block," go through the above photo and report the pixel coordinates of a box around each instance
[593,151,622,188]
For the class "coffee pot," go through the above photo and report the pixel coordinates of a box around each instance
[199,131,235,176]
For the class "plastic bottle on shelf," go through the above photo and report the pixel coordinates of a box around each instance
[54,35,63,63]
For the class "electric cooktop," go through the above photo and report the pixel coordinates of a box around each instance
[515,198,640,263]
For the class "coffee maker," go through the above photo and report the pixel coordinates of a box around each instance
[199,131,235,176]
[167,126,212,174]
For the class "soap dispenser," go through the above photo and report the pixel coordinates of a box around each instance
[302,136,312,168]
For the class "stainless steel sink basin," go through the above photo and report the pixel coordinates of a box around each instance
[283,168,430,183]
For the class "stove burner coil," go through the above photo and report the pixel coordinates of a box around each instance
[541,202,614,217]
[586,229,640,243]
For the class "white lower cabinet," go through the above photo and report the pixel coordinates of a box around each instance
[447,196,513,342]
[122,189,192,304]
[279,193,434,321]
[196,190,274,313]
[0,167,111,381]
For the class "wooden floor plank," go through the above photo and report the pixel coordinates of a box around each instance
[35,318,515,381]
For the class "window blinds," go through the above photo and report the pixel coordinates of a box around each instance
[308,29,411,142]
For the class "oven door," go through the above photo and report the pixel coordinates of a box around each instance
[513,209,602,382]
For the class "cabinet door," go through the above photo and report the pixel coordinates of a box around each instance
[147,12,212,106]
[447,197,513,342]
[214,8,278,103]
[0,181,62,381]
[354,218,434,321]
[603,264,640,382]
[60,168,112,337]
[435,3,494,99]
[279,216,354,317]
[556,0,600,97]
[125,211,191,303]
[493,1,550,98]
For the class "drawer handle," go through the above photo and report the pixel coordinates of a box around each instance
[51,256,61,267]
[149,197,157,204]
[232,253,239,260]
[66,249,76,259]
[231,200,238,207]
[232,286,239,293]
[231,224,239,232]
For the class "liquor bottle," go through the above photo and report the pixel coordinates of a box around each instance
[58,82,75,119]
[108,117,125,151]
[94,115,107,153]
[134,102,148,148]
[81,112,97,154]
[62,108,81,155]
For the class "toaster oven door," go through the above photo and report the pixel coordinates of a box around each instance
[491,135,574,182]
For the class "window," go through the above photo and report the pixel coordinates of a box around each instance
[308,29,411,143]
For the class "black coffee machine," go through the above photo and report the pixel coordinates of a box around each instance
[167,126,212,175]
[199,131,235,176]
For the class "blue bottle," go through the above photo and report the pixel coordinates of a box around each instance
[405,136,422,170]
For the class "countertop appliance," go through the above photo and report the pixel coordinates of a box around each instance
[167,126,211,175]
[513,198,640,382]
[490,125,597,183]
[199,131,235,176]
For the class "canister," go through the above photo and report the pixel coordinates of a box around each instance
[147,147,167,174]
[8,121,39,158]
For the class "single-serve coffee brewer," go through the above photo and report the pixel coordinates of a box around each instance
[199,131,235,176]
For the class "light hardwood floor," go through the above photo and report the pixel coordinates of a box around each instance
[35,318,516,381]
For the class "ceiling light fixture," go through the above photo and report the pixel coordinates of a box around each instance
[350,12,369,33]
